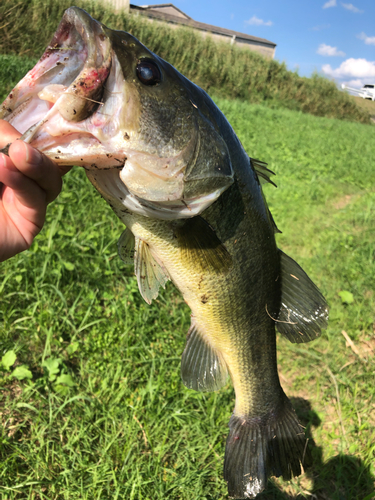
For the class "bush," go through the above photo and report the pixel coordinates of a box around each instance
[0,0,370,123]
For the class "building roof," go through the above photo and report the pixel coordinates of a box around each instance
[131,4,277,48]
[139,3,193,20]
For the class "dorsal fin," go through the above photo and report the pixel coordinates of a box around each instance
[250,157,277,187]
[250,157,280,233]
[267,207,282,234]
[181,320,229,392]
[275,250,329,343]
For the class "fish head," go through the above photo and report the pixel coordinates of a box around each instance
[1,7,234,219]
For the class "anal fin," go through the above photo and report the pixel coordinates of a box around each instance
[181,321,229,392]
[276,250,328,343]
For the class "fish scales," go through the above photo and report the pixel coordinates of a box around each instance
[0,7,328,498]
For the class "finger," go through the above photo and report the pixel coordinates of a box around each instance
[0,120,21,148]
[0,152,47,214]
[0,120,73,177]
[8,141,62,203]
[0,152,46,254]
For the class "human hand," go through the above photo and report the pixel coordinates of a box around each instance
[0,120,71,262]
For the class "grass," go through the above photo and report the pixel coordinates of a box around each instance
[0,0,371,124]
[0,54,38,104]
[0,88,374,498]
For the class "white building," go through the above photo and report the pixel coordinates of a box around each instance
[100,1,276,59]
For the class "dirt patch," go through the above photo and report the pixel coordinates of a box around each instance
[359,334,375,357]
[340,330,375,361]
[0,379,22,408]
[333,194,353,209]
[0,380,23,437]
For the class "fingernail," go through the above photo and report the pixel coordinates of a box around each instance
[0,154,4,168]
[23,142,42,164]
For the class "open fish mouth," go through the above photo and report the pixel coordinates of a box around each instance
[0,7,128,169]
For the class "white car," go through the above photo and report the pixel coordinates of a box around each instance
[342,83,375,100]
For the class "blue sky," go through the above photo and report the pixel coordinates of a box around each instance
[130,0,375,89]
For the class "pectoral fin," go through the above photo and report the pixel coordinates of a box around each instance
[134,238,170,305]
[118,229,169,304]
[275,251,328,343]
[181,321,229,392]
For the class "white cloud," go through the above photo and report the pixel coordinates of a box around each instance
[358,32,375,45]
[245,15,273,27]
[341,3,364,13]
[311,24,331,31]
[317,43,345,57]
[323,0,336,8]
[322,58,375,80]
[342,78,365,89]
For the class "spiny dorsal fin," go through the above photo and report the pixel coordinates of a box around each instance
[117,228,135,265]
[250,157,277,187]
[268,207,282,234]
[250,158,280,233]
[134,237,170,305]
[275,250,328,343]
[174,216,232,273]
[181,320,229,392]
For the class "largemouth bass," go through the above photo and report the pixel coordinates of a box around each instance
[0,7,328,498]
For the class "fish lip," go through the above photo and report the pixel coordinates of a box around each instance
[0,7,112,133]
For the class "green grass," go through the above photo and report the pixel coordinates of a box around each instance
[0,93,374,498]
[0,0,371,124]
[0,54,38,103]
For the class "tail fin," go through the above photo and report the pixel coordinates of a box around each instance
[223,398,312,499]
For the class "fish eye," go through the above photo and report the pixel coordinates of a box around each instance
[136,59,162,86]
